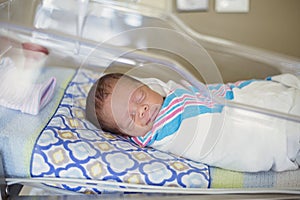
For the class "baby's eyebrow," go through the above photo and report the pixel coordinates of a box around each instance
[129,89,138,103]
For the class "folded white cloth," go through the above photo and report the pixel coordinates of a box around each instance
[0,57,56,115]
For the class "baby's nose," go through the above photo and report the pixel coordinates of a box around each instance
[138,104,149,118]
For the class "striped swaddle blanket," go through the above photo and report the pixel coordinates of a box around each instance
[130,79,255,147]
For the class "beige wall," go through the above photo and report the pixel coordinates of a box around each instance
[175,0,300,58]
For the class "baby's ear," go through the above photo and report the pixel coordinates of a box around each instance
[103,92,111,99]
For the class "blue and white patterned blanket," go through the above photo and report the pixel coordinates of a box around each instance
[30,69,210,194]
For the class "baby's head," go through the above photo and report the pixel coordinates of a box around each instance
[86,73,164,137]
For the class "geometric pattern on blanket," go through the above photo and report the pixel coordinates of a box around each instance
[30,69,210,194]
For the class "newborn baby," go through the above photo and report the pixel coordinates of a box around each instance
[86,73,300,172]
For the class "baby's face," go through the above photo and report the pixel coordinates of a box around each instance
[105,77,164,137]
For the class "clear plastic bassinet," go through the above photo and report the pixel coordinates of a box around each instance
[1,0,300,197]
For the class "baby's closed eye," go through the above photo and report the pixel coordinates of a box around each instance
[132,88,145,104]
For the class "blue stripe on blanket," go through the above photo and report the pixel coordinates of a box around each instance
[148,87,224,145]
[137,79,258,146]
